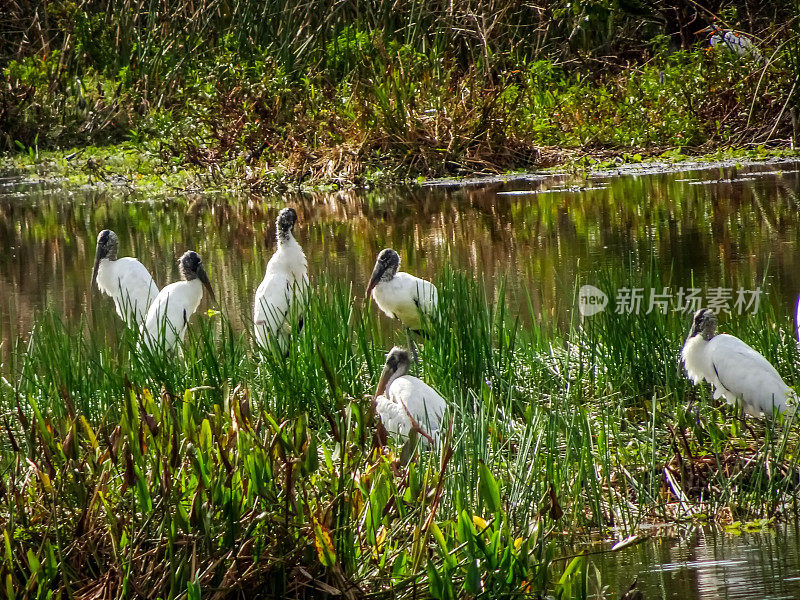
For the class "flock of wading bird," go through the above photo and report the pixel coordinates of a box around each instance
[91,207,800,457]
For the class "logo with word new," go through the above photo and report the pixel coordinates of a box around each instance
[579,285,608,316]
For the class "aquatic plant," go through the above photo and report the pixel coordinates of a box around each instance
[2,266,799,597]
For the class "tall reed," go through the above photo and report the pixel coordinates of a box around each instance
[1,265,799,597]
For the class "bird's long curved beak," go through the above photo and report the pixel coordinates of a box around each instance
[91,247,103,289]
[197,264,216,303]
[696,25,713,34]
[365,263,385,301]
[374,362,394,399]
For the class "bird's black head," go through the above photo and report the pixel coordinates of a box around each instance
[375,346,412,397]
[179,250,216,302]
[385,346,411,372]
[91,229,119,288]
[276,207,298,241]
[366,248,400,298]
[179,251,202,280]
[377,248,400,271]
[690,308,718,341]
[96,229,119,261]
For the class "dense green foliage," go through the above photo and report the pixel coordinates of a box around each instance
[2,1,800,185]
[1,267,799,598]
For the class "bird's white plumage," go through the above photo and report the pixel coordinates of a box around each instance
[372,273,437,331]
[709,29,760,59]
[95,256,159,327]
[253,233,308,352]
[376,374,446,442]
[142,279,204,352]
[682,332,796,416]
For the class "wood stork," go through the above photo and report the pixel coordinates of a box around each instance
[698,23,761,61]
[141,251,215,352]
[372,347,447,459]
[253,207,309,354]
[681,308,796,417]
[91,229,159,327]
[366,248,438,359]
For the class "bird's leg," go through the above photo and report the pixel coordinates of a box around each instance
[742,417,758,440]
[735,403,758,440]
[400,431,418,465]
[405,328,419,363]
[372,419,388,451]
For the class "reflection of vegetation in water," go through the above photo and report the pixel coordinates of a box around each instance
[2,264,799,597]
[589,525,800,598]
[2,164,799,347]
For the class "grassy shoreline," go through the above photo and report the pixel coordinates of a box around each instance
[3,141,799,195]
[4,2,800,193]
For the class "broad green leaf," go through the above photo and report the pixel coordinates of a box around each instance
[44,542,57,580]
[478,461,501,514]
[187,578,201,600]
[456,509,475,547]
[312,516,336,567]
[135,472,153,513]
[199,419,212,455]
[3,529,12,569]
[80,416,99,450]
[559,554,585,583]
[429,522,457,569]
[176,502,190,533]
[26,549,40,577]
[5,574,14,600]
[182,389,194,432]
[463,558,482,595]
[392,551,408,582]
[426,560,444,599]
[302,435,319,474]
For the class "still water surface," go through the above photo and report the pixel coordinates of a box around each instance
[1,160,800,599]
[597,524,800,599]
[2,159,799,346]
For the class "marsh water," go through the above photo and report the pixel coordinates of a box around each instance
[2,159,799,345]
[1,159,800,598]
[594,523,800,599]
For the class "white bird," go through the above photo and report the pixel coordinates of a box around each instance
[91,229,159,327]
[698,23,761,61]
[366,248,437,358]
[681,308,796,417]
[372,347,447,453]
[141,251,215,352]
[253,207,309,354]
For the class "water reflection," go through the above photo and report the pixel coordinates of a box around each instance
[594,524,800,600]
[0,161,798,351]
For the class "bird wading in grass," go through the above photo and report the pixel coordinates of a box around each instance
[92,229,159,328]
[253,207,308,355]
[372,346,447,462]
[681,308,797,418]
[142,251,215,352]
[366,248,438,360]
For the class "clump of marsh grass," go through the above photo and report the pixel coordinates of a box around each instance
[4,2,797,187]
[2,265,799,597]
